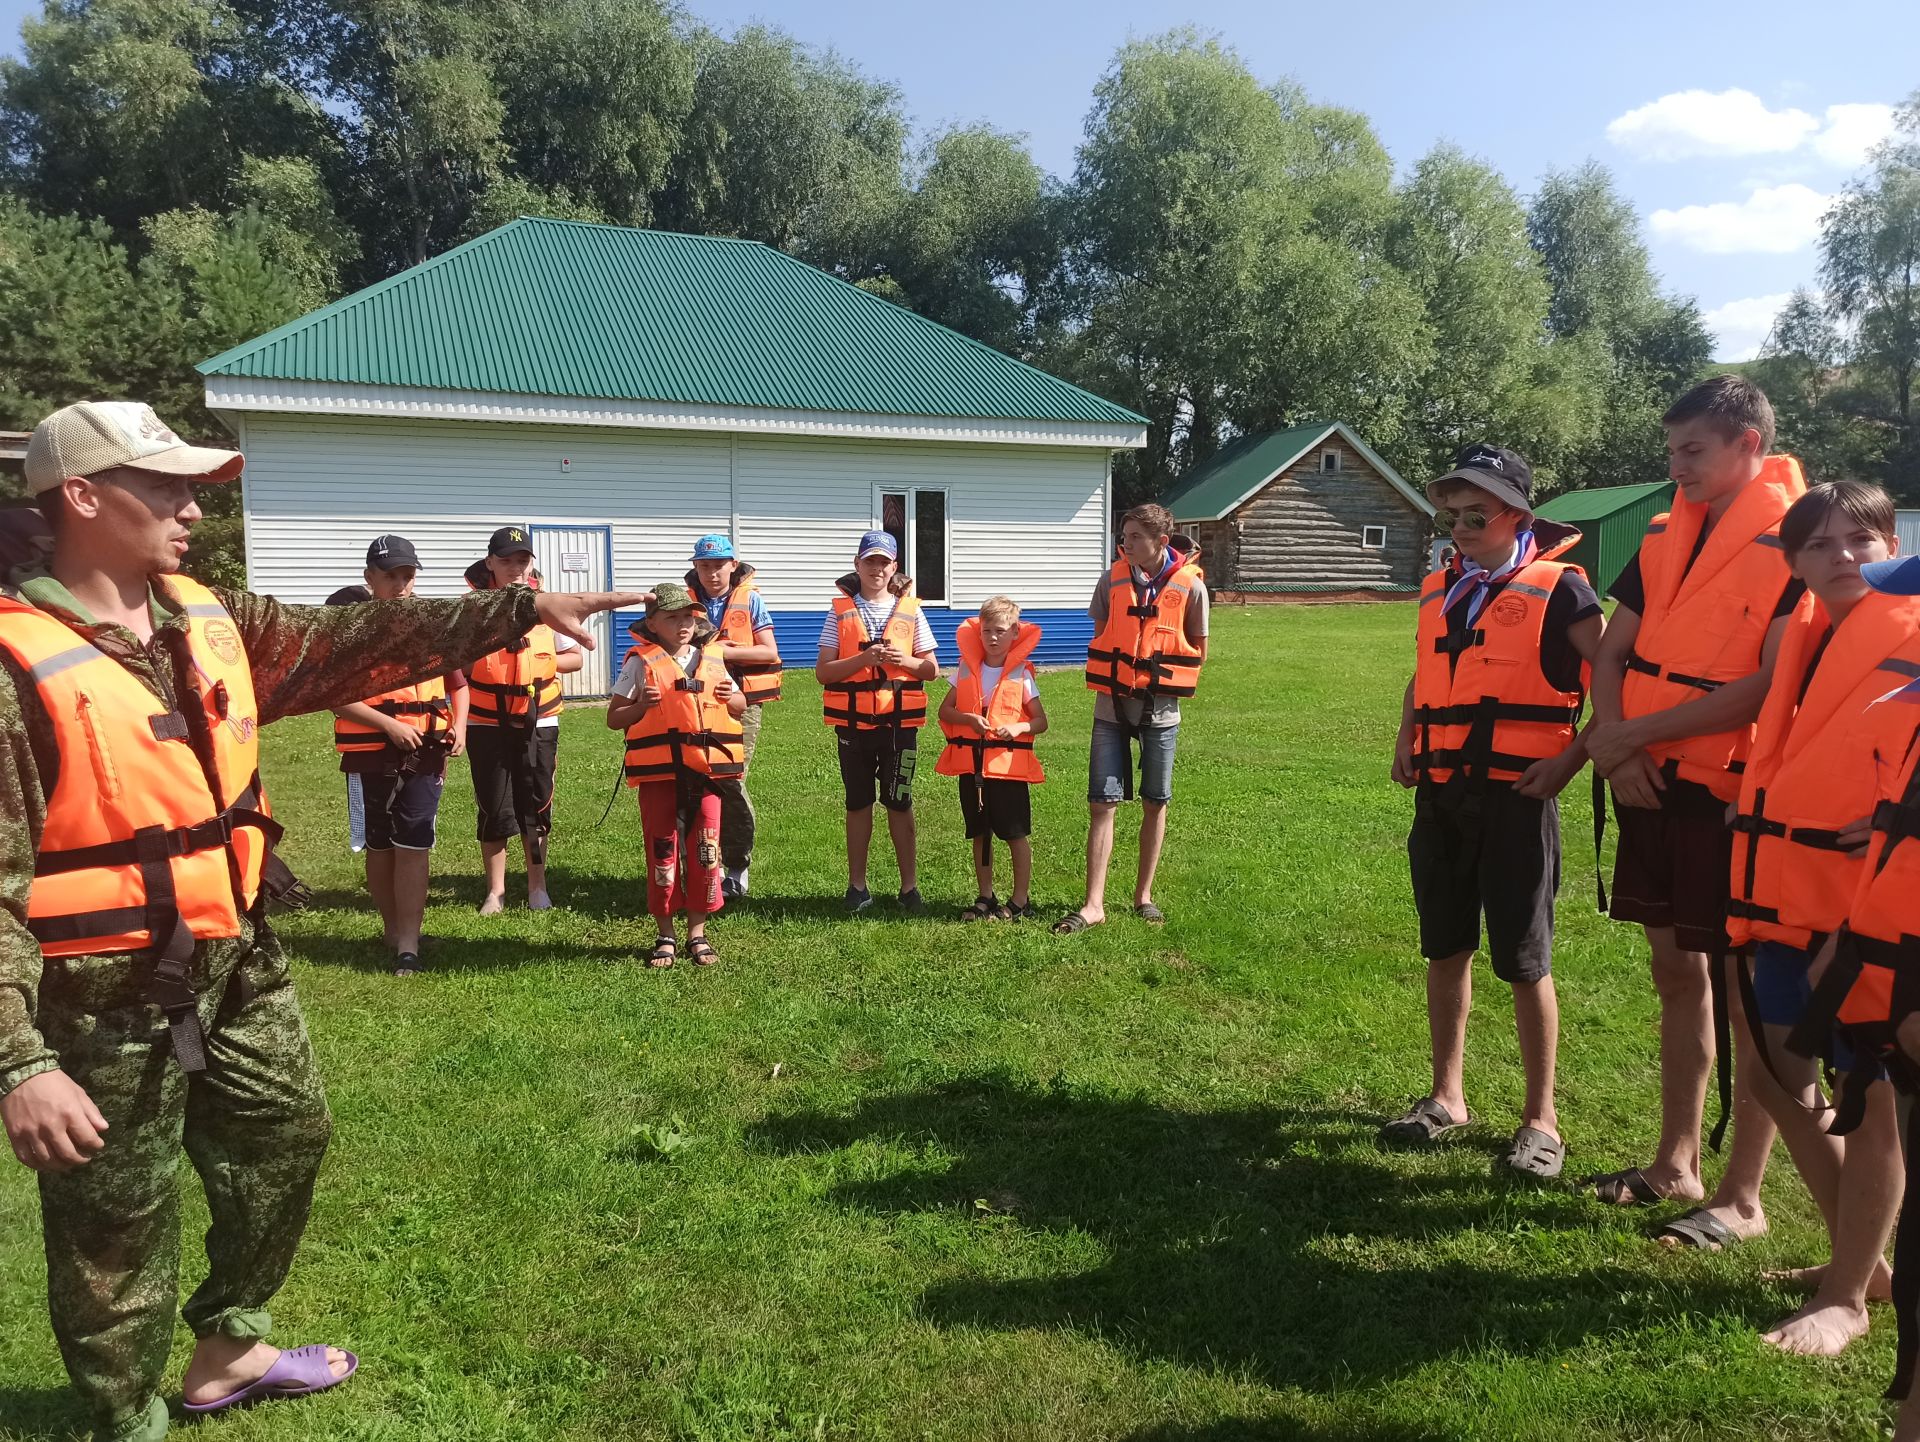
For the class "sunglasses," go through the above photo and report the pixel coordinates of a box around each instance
[1432,504,1512,534]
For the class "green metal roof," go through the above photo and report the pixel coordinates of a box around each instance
[1534,480,1674,523]
[199,218,1146,427]
[1161,421,1430,519]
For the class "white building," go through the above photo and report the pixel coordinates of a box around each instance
[202,218,1148,693]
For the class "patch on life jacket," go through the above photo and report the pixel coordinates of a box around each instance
[203,619,242,665]
[1489,596,1529,627]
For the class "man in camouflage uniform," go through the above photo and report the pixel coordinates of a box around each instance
[0,401,642,1441]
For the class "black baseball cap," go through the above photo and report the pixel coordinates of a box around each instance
[1428,443,1534,514]
[488,524,535,558]
[365,534,420,572]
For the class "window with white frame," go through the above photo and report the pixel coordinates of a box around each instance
[1362,525,1387,549]
[876,487,950,604]
[1320,449,1341,473]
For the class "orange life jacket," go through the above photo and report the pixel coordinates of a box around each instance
[334,673,451,755]
[822,582,927,730]
[685,563,781,704]
[467,624,561,728]
[936,618,1045,783]
[0,576,277,959]
[1618,455,1807,801]
[1728,591,1920,949]
[1085,546,1204,700]
[1410,531,1588,787]
[622,634,746,785]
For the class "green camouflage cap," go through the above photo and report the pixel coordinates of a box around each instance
[647,580,698,614]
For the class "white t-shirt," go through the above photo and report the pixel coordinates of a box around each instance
[816,593,937,657]
[537,632,578,729]
[613,643,696,700]
[948,660,1039,704]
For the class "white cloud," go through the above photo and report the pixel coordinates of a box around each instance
[1811,102,1897,167]
[1607,90,1894,170]
[1648,184,1831,254]
[1702,293,1794,361]
[1607,89,1818,161]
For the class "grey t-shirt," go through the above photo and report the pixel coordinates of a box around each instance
[1089,561,1209,728]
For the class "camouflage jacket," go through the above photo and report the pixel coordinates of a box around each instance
[0,564,539,1094]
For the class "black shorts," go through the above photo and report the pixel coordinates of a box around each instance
[1609,775,1732,954]
[960,776,1032,841]
[359,770,444,851]
[1407,782,1560,984]
[467,724,558,842]
[836,726,918,812]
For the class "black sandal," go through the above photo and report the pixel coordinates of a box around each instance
[1656,1208,1739,1250]
[687,937,718,967]
[646,937,677,969]
[958,895,999,922]
[1578,1166,1666,1207]
[1004,900,1038,920]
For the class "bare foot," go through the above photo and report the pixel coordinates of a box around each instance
[1764,1258,1893,1302]
[1655,1200,1767,1250]
[1761,1297,1870,1356]
[181,1337,352,1405]
[477,893,505,916]
[526,890,553,911]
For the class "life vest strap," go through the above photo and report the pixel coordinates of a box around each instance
[834,676,927,694]
[1725,898,1783,925]
[1873,797,1920,845]
[1728,810,1856,852]
[31,806,282,878]
[375,699,450,717]
[148,711,191,742]
[1432,629,1487,657]
[1411,748,1550,776]
[1625,650,1723,692]
[1412,701,1580,726]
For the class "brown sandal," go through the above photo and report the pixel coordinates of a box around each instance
[687,937,718,967]
[646,937,677,969]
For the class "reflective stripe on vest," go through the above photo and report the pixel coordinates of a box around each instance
[823,591,927,730]
[468,624,562,727]
[1620,454,1807,801]
[623,640,746,784]
[0,577,278,958]
[936,618,1045,783]
[1085,552,1204,700]
[1410,556,1586,786]
[1727,591,1920,949]
[334,673,452,753]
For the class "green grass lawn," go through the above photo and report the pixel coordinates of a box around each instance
[0,603,1899,1441]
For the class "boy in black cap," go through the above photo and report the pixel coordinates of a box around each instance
[1383,443,1604,1180]
[330,537,469,974]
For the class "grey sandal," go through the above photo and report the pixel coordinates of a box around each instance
[1378,1096,1470,1147]
[1496,1125,1566,1180]
[1656,1208,1738,1250]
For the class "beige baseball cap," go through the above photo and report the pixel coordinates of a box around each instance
[24,401,243,496]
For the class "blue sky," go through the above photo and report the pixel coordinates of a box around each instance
[3,0,1910,360]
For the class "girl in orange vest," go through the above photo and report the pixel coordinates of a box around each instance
[607,583,747,967]
[1714,482,1908,1357]
[937,595,1050,920]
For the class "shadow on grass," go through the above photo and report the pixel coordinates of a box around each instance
[0,1382,84,1441]
[1123,1419,1462,1442]
[748,1075,1776,1394]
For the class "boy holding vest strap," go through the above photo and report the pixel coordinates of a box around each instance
[815,529,939,914]
[1584,375,1807,1230]
[937,595,1050,920]
[686,533,779,899]
[1383,444,1603,1180]
[330,536,469,977]
[0,401,643,1442]
[463,526,583,914]
[607,583,746,967]
[1715,483,1908,1357]
[1054,502,1207,935]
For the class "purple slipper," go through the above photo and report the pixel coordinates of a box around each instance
[181,1343,358,1415]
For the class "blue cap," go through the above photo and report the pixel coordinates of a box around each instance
[857,529,898,561]
[1863,556,1920,595]
[690,533,735,563]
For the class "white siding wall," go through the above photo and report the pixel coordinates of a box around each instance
[237,415,1109,611]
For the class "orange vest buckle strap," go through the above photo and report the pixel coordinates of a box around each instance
[623,638,747,785]
[822,589,928,731]
[467,625,562,729]
[333,675,452,754]
[1084,552,1204,701]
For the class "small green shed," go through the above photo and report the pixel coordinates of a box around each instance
[1533,480,1676,595]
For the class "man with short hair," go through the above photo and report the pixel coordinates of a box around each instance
[0,400,641,1442]
[1582,374,1807,1238]
[1054,502,1208,935]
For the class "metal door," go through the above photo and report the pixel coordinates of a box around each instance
[529,525,612,697]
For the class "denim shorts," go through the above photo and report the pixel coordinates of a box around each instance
[1751,939,1880,1078]
[1089,716,1179,804]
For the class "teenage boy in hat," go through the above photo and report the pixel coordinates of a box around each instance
[816,529,938,913]
[463,526,583,912]
[686,533,780,898]
[330,535,469,976]
[1382,444,1604,1178]
[0,400,640,1442]
[1582,376,1806,1232]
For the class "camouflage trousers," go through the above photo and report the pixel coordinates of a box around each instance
[716,702,763,871]
[35,926,332,1442]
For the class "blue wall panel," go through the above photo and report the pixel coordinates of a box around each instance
[611,607,1094,682]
